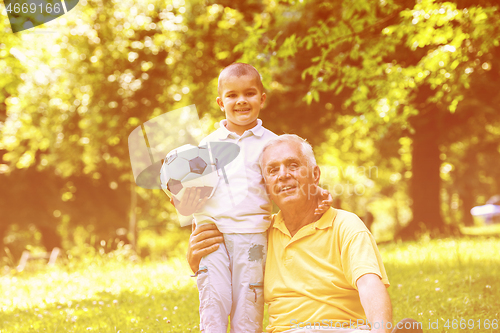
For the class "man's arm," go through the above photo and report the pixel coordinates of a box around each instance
[357,273,392,333]
[186,222,224,273]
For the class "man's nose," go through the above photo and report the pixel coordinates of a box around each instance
[277,166,290,180]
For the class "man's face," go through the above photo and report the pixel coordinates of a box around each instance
[261,141,320,208]
[216,74,266,134]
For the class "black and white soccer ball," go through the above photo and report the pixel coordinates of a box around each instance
[160,144,219,202]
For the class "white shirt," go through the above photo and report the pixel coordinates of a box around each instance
[193,119,277,233]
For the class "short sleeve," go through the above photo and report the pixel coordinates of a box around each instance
[341,231,390,289]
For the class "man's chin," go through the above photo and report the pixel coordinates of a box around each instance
[273,193,301,207]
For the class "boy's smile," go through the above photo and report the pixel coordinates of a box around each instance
[217,74,266,135]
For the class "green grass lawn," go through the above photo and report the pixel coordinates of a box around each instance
[381,237,500,332]
[1,237,499,332]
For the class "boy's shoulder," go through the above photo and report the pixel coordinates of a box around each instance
[201,126,225,143]
[261,125,278,138]
[240,120,278,140]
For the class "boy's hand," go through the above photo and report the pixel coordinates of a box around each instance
[314,186,333,216]
[171,187,209,216]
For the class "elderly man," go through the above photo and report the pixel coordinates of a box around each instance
[187,134,422,333]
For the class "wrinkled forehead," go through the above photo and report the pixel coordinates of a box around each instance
[261,141,303,167]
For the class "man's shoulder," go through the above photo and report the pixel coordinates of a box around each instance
[335,209,361,221]
[333,209,370,235]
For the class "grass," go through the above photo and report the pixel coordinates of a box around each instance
[381,237,500,332]
[1,237,499,332]
[0,246,201,333]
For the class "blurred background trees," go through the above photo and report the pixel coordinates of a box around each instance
[1,0,500,259]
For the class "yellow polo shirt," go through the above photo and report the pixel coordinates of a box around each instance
[264,208,389,333]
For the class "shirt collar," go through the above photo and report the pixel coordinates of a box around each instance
[249,119,265,137]
[272,207,337,236]
[314,207,337,229]
[216,119,265,140]
[272,211,290,236]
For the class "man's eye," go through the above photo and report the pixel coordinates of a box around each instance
[289,164,299,170]
[268,168,277,175]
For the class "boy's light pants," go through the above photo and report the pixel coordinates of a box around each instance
[195,232,267,333]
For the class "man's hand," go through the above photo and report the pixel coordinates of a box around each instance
[187,222,224,274]
[314,186,333,216]
[357,274,392,333]
[171,187,209,216]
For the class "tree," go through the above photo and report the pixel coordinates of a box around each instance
[235,0,500,238]
[3,0,500,246]
[0,0,263,249]
[0,8,26,251]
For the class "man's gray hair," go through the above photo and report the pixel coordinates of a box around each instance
[259,134,317,170]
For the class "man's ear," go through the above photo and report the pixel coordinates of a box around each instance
[216,96,224,111]
[313,165,321,185]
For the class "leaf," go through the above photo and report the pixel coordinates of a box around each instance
[304,91,313,105]
[312,90,319,102]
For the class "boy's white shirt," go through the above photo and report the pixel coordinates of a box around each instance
[192,119,277,233]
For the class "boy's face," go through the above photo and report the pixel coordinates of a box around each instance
[216,74,266,135]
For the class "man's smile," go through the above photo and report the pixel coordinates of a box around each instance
[278,184,297,194]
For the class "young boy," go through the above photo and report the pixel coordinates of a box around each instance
[169,63,330,333]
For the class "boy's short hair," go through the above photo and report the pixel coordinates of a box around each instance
[218,63,264,96]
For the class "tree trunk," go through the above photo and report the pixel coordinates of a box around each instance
[38,225,62,250]
[0,222,8,253]
[397,109,451,239]
[461,191,475,226]
[460,148,477,226]
[129,176,138,253]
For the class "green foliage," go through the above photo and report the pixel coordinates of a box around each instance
[0,7,24,120]
[0,0,257,244]
[233,0,500,235]
[137,226,191,260]
[2,0,500,247]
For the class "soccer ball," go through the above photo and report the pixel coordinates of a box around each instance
[160,144,219,202]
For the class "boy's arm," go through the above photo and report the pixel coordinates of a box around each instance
[314,186,333,216]
[171,188,209,216]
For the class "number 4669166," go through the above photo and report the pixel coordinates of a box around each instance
[6,2,63,14]
[444,319,498,330]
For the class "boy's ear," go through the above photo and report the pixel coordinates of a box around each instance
[260,92,267,108]
[216,96,224,111]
